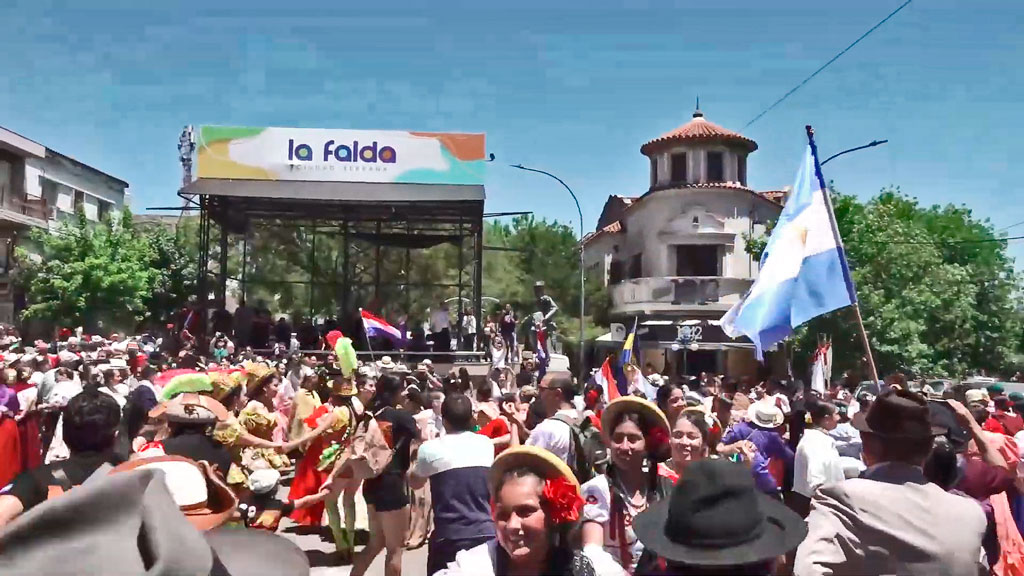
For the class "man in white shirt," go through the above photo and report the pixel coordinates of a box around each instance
[525,372,580,465]
[429,303,451,354]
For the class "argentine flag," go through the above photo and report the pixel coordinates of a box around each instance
[721,146,856,359]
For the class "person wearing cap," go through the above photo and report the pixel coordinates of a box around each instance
[0,390,124,528]
[580,396,672,573]
[633,458,807,575]
[436,445,622,576]
[794,389,987,576]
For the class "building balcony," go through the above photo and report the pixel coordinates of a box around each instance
[609,276,752,316]
[0,185,49,228]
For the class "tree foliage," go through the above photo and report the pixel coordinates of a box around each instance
[746,187,1024,378]
[16,210,197,333]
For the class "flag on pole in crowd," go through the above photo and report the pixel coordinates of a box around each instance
[360,309,404,347]
[590,356,623,402]
[620,318,638,367]
[720,145,857,360]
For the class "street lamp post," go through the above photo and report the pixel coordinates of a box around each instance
[511,164,586,384]
[820,140,888,166]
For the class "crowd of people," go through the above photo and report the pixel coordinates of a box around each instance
[0,321,1021,576]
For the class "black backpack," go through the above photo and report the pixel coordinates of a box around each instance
[551,414,607,484]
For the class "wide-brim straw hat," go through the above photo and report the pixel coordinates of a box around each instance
[331,377,358,397]
[488,445,580,495]
[601,396,671,443]
[243,362,277,396]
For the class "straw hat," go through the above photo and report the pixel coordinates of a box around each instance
[209,370,244,402]
[601,396,671,444]
[331,377,358,397]
[488,445,580,495]
[243,362,277,396]
[376,356,396,371]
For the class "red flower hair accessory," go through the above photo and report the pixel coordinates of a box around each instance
[541,476,582,525]
[646,425,670,452]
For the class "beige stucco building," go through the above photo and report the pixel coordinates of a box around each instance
[584,108,785,379]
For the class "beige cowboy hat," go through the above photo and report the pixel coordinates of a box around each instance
[110,455,237,531]
[149,393,230,424]
[747,401,785,429]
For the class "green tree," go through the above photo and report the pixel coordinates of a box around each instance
[745,187,1024,378]
[17,209,157,332]
[140,222,197,328]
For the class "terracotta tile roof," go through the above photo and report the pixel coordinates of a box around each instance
[582,220,623,245]
[641,111,757,155]
[758,189,789,204]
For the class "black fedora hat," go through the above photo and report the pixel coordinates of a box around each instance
[633,458,806,567]
[852,388,946,439]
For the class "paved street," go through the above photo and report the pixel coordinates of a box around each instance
[275,480,428,576]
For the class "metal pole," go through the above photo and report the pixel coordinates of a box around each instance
[806,125,879,384]
[510,164,585,384]
[820,140,888,166]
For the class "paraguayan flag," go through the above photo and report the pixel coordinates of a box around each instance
[720,146,856,360]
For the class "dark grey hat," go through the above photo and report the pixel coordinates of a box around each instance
[0,468,309,576]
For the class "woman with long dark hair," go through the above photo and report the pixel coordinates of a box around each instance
[654,383,685,427]
[581,397,672,574]
[351,374,418,576]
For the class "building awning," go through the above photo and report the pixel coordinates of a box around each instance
[592,318,757,350]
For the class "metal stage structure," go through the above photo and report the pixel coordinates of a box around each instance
[177,126,488,339]
[181,190,484,337]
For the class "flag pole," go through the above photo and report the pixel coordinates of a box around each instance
[805,125,879,385]
[358,308,376,363]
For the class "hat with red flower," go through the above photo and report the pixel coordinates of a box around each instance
[601,396,672,462]
[489,445,583,525]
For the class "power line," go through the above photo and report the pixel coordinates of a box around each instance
[998,219,1024,233]
[743,0,913,130]
[848,234,1024,246]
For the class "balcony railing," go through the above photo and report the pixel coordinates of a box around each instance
[610,276,753,312]
[0,185,49,223]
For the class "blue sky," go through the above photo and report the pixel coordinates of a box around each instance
[3,1,1023,261]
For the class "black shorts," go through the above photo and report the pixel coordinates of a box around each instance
[362,473,409,512]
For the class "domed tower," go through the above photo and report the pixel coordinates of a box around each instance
[640,105,757,191]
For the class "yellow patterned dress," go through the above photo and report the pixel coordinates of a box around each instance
[214,400,292,489]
